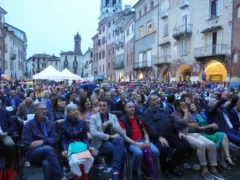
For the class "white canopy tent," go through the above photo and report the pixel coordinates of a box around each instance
[61,68,85,81]
[33,65,63,80]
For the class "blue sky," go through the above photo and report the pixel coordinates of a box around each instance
[1,0,137,58]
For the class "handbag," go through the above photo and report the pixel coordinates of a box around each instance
[68,142,87,154]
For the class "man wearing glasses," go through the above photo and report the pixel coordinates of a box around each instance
[21,103,66,180]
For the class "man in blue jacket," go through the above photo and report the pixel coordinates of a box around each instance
[21,103,66,180]
[4,90,20,110]
[0,108,17,147]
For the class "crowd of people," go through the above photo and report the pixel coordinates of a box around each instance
[0,79,240,180]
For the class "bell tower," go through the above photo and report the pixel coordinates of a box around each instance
[74,32,82,54]
[99,0,122,20]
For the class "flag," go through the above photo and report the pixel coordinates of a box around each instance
[81,69,84,78]
[167,72,171,83]
[129,72,132,82]
[15,72,17,80]
[202,64,206,81]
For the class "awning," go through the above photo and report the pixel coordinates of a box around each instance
[159,41,171,46]
[201,26,222,33]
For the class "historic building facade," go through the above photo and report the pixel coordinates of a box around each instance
[133,0,159,81]
[4,23,27,79]
[124,14,135,81]
[0,7,6,73]
[231,0,240,82]
[27,54,60,77]
[156,0,235,82]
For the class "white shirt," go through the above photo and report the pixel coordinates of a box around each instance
[223,112,233,129]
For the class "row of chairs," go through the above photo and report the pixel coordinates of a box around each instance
[7,111,159,180]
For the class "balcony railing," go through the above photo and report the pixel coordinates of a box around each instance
[173,24,193,40]
[155,55,171,66]
[161,10,168,19]
[180,0,189,9]
[116,42,124,49]
[10,54,16,60]
[114,61,124,70]
[133,60,152,70]
[194,44,228,58]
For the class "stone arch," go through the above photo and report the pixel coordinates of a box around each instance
[175,64,191,81]
[137,71,144,80]
[158,66,169,82]
[200,60,227,82]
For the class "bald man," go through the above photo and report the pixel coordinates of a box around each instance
[17,97,37,122]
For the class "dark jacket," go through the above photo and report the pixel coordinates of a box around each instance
[50,110,65,122]
[165,103,175,114]
[21,117,57,150]
[0,108,17,135]
[141,108,179,141]
[59,117,89,151]
[115,99,127,113]
[135,104,148,116]
[225,97,239,129]
[206,98,237,132]
[119,114,144,140]
[227,108,240,129]
[4,96,20,108]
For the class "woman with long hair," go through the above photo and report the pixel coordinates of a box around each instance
[90,95,100,112]
[189,103,235,168]
[78,98,97,141]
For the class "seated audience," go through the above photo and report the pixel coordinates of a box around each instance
[189,103,235,168]
[119,102,159,180]
[170,100,224,180]
[16,97,36,123]
[90,98,126,180]
[59,104,94,180]
[21,103,66,180]
[142,94,190,178]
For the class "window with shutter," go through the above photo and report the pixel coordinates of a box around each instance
[204,0,210,19]
[217,0,223,16]
[163,24,168,36]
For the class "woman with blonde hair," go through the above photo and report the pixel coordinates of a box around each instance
[59,104,94,180]
[90,95,100,112]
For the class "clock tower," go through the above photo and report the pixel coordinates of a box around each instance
[74,32,82,54]
[99,0,122,20]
